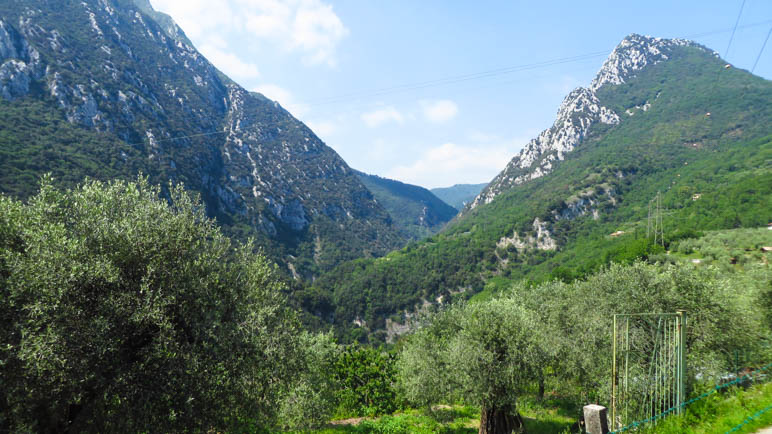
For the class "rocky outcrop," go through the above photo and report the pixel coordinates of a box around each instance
[0,19,42,100]
[497,218,557,252]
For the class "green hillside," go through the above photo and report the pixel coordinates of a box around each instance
[430,183,488,210]
[306,40,772,343]
[354,170,458,240]
[0,0,406,280]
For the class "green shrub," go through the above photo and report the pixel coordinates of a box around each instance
[333,344,401,417]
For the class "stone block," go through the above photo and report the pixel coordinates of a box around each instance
[583,404,609,434]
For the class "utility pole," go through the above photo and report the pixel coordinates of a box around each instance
[647,192,665,247]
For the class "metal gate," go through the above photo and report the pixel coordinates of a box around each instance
[611,311,686,429]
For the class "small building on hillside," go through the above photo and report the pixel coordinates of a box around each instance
[610,231,625,237]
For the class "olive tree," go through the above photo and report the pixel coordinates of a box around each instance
[397,298,548,434]
[0,176,306,432]
[513,261,769,403]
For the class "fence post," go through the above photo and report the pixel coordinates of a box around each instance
[677,310,686,415]
[612,314,617,426]
[584,404,610,434]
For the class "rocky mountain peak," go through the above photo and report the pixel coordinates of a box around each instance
[467,34,710,211]
[591,33,711,91]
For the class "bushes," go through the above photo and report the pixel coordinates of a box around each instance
[0,177,309,432]
[332,345,401,417]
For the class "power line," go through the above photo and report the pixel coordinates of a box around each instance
[724,0,747,59]
[126,19,772,147]
[299,19,772,108]
[686,19,772,39]
[751,26,772,73]
[305,51,610,107]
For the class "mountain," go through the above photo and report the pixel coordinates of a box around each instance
[307,34,772,343]
[0,0,406,279]
[431,183,488,210]
[468,35,702,210]
[353,170,457,240]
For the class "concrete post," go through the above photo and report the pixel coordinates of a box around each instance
[583,404,610,434]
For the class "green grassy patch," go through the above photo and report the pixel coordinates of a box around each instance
[300,400,579,434]
[644,381,772,433]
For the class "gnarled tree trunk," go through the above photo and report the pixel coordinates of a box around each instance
[479,404,525,434]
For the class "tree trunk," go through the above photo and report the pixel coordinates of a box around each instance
[479,404,525,434]
[538,375,545,401]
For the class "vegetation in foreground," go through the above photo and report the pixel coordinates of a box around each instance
[646,380,772,433]
[0,177,331,432]
[309,400,578,434]
[1,176,770,433]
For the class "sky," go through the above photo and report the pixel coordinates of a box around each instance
[149,0,772,189]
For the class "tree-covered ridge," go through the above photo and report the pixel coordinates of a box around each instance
[354,170,458,240]
[0,0,405,279]
[306,39,772,344]
[430,183,488,210]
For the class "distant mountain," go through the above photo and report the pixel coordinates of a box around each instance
[309,34,772,343]
[0,0,405,279]
[354,170,457,240]
[431,183,488,210]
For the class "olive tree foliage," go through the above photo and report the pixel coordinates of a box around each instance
[277,331,339,430]
[397,298,551,433]
[0,176,308,432]
[513,261,769,403]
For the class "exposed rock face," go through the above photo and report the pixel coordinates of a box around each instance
[497,218,557,252]
[0,0,404,276]
[468,34,712,211]
[0,19,43,100]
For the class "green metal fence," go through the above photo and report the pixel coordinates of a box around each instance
[610,360,772,433]
[611,311,686,430]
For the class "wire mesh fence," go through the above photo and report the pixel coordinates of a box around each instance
[611,312,686,430]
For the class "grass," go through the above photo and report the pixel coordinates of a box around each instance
[306,399,579,434]
[301,381,772,433]
[643,381,772,433]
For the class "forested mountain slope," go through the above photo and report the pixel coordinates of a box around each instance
[354,170,458,240]
[0,0,405,279]
[430,183,488,210]
[307,34,772,343]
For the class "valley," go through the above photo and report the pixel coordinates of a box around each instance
[0,1,770,433]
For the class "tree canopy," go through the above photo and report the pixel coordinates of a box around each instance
[0,176,305,432]
[397,299,548,433]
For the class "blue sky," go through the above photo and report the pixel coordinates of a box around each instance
[150,0,772,189]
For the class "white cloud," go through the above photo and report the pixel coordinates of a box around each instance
[151,0,348,68]
[420,99,459,123]
[361,106,404,128]
[386,142,514,189]
[150,0,237,40]
[253,83,309,117]
[291,0,349,66]
[200,41,260,81]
